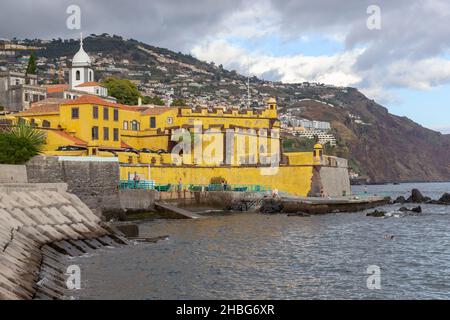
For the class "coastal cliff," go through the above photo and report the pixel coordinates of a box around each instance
[289,89,450,183]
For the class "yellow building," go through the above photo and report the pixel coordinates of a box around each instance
[0,36,351,196]
[2,94,352,197]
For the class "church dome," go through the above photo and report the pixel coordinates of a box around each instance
[314,143,323,149]
[72,36,91,67]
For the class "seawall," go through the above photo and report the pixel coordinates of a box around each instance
[22,155,352,219]
[0,182,125,299]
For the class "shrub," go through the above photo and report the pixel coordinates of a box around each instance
[0,124,46,164]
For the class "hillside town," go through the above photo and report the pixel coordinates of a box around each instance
[0,36,343,150]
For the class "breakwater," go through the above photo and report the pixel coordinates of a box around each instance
[0,183,127,300]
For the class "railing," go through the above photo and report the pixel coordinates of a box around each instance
[119,180,271,193]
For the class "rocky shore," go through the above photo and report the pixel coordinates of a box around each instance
[393,189,450,205]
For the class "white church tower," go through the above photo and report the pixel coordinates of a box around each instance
[67,33,108,97]
[69,34,95,89]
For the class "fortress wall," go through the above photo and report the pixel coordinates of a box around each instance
[319,165,351,197]
[26,156,121,216]
[0,164,28,183]
[121,165,314,196]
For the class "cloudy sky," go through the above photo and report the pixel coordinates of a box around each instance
[1,0,450,133]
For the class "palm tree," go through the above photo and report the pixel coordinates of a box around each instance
[0,123,46,164]
[9,123,46,152]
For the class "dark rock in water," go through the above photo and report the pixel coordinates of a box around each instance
[439,193,450,204]
[407,189,425,203]
[287,212,310,217]
[366,210,386,217]
[260,198,284,214]
[398,206,422,214]
[227,200,249,212]
[393,196,406,204]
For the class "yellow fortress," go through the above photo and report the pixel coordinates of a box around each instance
[0,37,351,197]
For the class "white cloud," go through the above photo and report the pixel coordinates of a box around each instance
[192,39,364,87]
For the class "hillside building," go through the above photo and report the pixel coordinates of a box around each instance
[0,71,47,112]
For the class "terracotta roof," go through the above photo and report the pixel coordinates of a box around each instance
[119,105,148,112]
[61,95,173,114]
[45,84,69,94]
[53,130,88,146]
[121,141,133,149]
[75,81,105,88]
[62,95,121,108]
[140,106,176,115]
[20,98,69,115]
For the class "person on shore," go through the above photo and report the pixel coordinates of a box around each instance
[133,172,140,189]
[272,189,279,198]
[178,178,183,192]
[221,179,228,191]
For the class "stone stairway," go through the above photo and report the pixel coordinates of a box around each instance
[0,184,127,300]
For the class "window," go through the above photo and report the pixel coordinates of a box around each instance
[71,107,79,119]
[167,117,173,125]
[24,93,29,102]
[92,126,99,140]
[93,106,98,119]
[42,120,51,128]
[103,127,109,141]
[150,117,156,128]
[89,71,93,82]
[131,120,139,131]
[113,109,119,121]
[76,70,80,81]
[113,128,119,142]
[103,107,109,120]
[123,121,128,130]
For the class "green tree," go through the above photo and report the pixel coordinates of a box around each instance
[282,137,316,152]
[101,77,141,105]
[26,52,37,75]
[142,95,165,106]
[0,123,46,164]
[171,98,186,106]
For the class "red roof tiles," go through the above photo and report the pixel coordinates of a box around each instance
[45,84,69,94]
[53,130,88,146]
[75,81,105,88]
